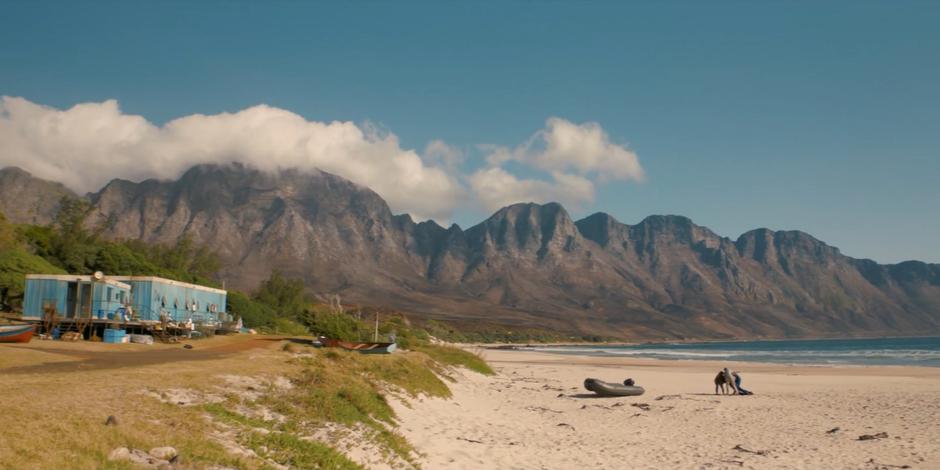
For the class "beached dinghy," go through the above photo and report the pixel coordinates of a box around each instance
[0,324,35,343]
[584,378,645,397]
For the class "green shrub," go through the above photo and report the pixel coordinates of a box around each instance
[263,318,309,336]
[253,271,307,319]
[227,291,278,329]
[304,310,360,340]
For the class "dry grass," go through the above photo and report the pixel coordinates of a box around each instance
[0,337,291,469]
[0,336,492,469]
[0,345,83,369]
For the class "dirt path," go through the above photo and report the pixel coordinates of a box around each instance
[0,336,286,374]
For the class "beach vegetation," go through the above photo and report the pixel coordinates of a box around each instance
[304,307,361,340]
[242,431,364,470]
[226,272,313,334]
[253,270,307,319]
[260,346,452,465]
[202,402,274,431]
[413,343,494,375]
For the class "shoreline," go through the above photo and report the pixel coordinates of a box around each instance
[468,336,940,369]
[475,348,940,377]
[469,333,940,348]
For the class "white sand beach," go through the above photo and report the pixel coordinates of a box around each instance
[393,348,940,470]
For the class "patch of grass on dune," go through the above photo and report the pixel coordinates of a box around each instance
[243,431,364,470]
[261,348,458,465]
[202,402,274,431]
[414,344,494,376]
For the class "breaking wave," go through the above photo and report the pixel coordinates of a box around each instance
[524,337,940,367]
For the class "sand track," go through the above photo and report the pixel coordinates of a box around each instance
[1,336,282,374]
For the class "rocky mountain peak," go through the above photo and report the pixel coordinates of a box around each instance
[574,212,626,247]
[467,202,581,256]
[735,228,779,263]
[628,214,725,256]
[2,164,938,339]
[0,166,76,225]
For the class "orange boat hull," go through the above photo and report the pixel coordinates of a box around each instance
[0,324,35,343]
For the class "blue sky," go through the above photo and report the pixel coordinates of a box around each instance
[1,1,938,263]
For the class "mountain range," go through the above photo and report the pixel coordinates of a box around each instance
[2,164,938,339]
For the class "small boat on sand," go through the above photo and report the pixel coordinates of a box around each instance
[584,378,645,397]
[0,324,35,343]
[320,338,397,354]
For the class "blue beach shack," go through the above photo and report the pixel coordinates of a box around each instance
[111,276,229,325]
[23,273,132,320]
[23,274,229,326]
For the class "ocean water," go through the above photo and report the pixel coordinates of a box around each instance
[525,336,940,367]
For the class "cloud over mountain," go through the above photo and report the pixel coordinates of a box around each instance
[468,167,595,213]
[471,117,645,212]
[484,117,644,181]
[0,96,461,220]
[0,97,644,222]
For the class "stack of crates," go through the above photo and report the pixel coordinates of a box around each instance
[103,328,127,344]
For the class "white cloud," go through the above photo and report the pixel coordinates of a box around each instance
[0,98,645,222]
[469,167,595,213]
[0,96,461,221]
[483,117,645,182]
[470,117,644,214]
[423,139,464,172]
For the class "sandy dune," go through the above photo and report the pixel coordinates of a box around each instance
[393,349,940,470]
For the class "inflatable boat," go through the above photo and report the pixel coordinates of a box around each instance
[584,378,645,397]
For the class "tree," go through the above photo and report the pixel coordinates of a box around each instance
[53,197,92,242]
[227,291,277,328]
[50,197,96,273]
[253,271,307,318]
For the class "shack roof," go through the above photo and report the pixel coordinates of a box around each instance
[110,276,227,295]
[25,274,132,290]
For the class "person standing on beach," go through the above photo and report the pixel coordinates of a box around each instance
[722,368,739,394]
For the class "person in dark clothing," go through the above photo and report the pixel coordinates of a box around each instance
[732,371,753,395]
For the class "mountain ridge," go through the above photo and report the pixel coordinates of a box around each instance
[2,164,938,339]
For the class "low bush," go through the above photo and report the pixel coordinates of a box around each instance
[243,431,364,470]
[304,309,360,340]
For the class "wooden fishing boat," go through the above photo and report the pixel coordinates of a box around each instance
[0,324,35,343]
[320,338,397,354]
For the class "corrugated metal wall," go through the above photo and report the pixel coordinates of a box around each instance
[23,279,67,318]
[123,280,154,320]
[23,278,130,319]
[123,279,227,323]
[91,282,130,319]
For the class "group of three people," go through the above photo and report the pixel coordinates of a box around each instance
[716,367,753,395]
